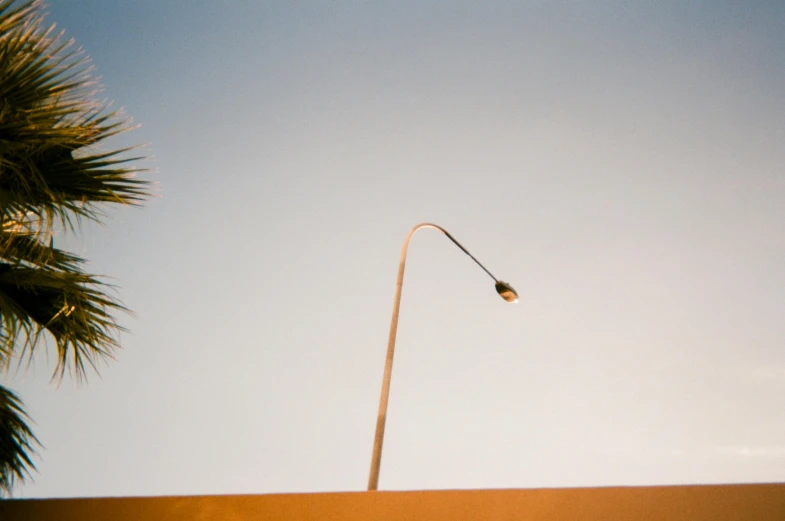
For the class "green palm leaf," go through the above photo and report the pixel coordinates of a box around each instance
[1,0,150,234]
[0,262,127,377]
[0,386,39,493]
[0,0,152,494]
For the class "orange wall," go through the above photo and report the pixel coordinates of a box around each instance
[4,484,785,521]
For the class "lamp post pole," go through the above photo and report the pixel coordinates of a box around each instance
[368,223,518,491]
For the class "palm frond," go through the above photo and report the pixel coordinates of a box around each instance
[0,262,127,379]
[0,385,39,495]
[0,0,152,495]
[0,228,85,272]
[0,0,152,236]
[0,0,37,36]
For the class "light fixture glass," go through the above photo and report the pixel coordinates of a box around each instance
[495,281,519,303]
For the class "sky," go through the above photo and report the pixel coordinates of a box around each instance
[5,0,785,498]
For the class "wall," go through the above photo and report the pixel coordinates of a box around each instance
[4,484,785,521]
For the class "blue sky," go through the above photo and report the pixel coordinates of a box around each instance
[6,0,785,497]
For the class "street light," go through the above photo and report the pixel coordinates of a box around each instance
[368,223,518,491]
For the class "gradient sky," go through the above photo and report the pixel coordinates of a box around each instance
[6,0,785,498]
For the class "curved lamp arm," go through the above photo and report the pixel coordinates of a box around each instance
[368,223,517,491]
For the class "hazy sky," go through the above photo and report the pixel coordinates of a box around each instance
[7,1,785,498]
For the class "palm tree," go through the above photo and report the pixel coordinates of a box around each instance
[0,0,151,494]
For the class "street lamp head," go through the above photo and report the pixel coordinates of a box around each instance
[495,281,519,303]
